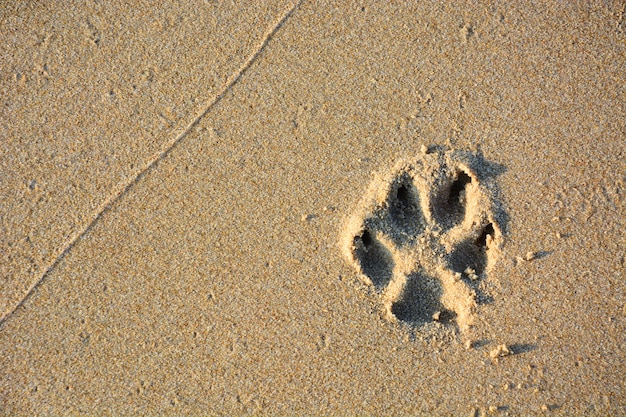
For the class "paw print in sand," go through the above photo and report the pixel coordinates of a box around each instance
[342,148,503,333]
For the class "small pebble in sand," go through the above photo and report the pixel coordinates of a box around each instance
[465,267,479,280]
[524,251,536,261]
[432,311,441,321]
[489,344,512,359]
[464,340,473,350]
[516,251,537,263]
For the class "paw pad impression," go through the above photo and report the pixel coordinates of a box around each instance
[342,148,503,333]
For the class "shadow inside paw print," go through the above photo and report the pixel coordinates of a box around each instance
[390,271,456,325]
[343,148,506,333]
[353,230,394,289]
[432,170,472,231]
[448,223,495,275]
[387,174,425,242]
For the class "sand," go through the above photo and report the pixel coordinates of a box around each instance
[1,1,624,415]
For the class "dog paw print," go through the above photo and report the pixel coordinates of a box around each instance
[342,148,503,332]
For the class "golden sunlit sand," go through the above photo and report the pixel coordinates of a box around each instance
[1,1,624,415]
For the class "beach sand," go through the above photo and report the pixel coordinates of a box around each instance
[1,1,624,415]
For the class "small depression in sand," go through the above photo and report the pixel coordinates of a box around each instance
[342,147,505,337]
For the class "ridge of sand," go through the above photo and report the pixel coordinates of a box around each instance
[0,0,302,324]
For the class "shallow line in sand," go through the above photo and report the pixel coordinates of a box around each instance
[0,0,304,326]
